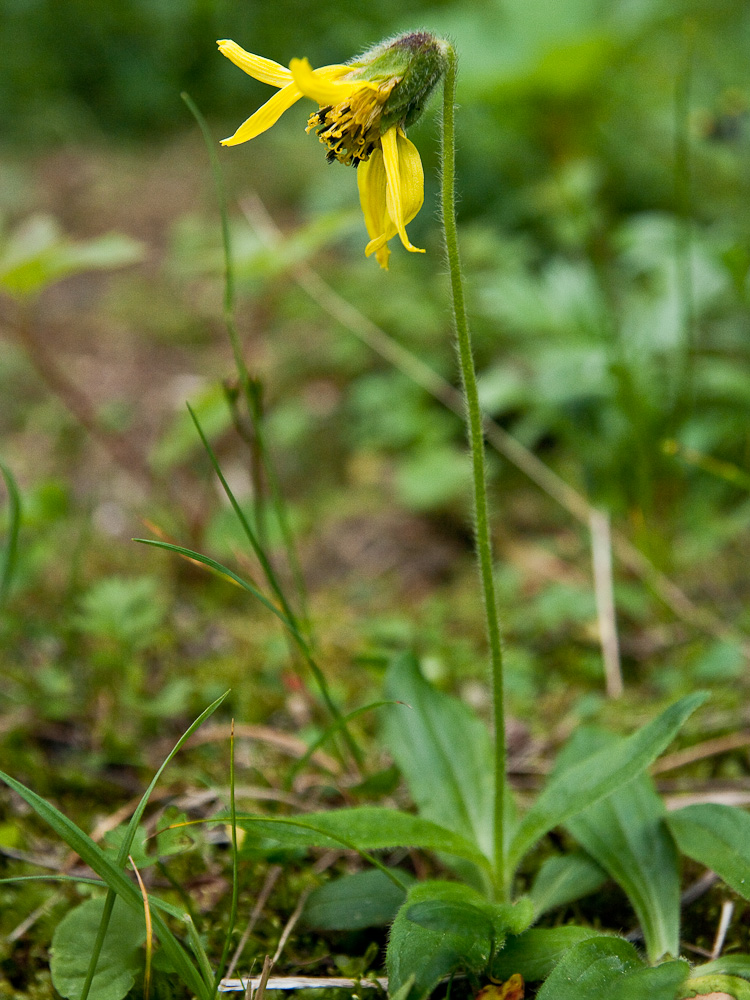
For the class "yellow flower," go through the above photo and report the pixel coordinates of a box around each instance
[218,35,446,269]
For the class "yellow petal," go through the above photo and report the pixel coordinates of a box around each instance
[358,149,391,269]
[217,40,292,88]
[289,57,375,106]
[381,127,425,254]
[220,81,302,145]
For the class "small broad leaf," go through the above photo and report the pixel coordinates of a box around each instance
[506,692,707,880]
[51,897,145,1000]
[535,936,689,1000]
[556,727,681,961]
[236,807,491,871]
[383,653,495,862]
[303,869,414,930]
[387,882,529,1000]
[528,852,608,918]
[491,926,600,983]
[406,899,495,939]
[667,804,750,901]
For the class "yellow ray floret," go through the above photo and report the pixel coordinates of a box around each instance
[217,40,292,88]
[217,39,427,267]
[358,127,424,270]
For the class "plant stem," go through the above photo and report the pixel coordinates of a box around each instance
[441,46,507,897]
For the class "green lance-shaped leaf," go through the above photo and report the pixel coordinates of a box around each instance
[556,727,681,961]
[383,653,496,863]
[387,881,532,1000]
[51,897,145,1000]
[535,936,689,1000]
[667,803,750,901]
[236,807,492,873]
[528,851,608,919]
[505,691,707,883]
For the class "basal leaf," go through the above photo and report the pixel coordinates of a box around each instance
[535,936,688,1000]
[506,692,707,880]
[51,897,144,1000]
[383,653,495,862]
[387,882,523,1000]
[491,926,600,983]
[236,807,491,871]
[528,852,608,918]
[557,728,681,961]
[303,869,414,930]
[667,803,750,901]
[406,899,495,940]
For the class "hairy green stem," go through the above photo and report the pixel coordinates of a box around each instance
[441,46,507,896]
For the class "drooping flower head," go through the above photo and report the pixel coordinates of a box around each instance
[218,32,448,269]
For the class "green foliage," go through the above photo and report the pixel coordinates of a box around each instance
[0,216,143,299]
[680,976,750,999]
[50,897,145,1000]
[236,807,490,872]
[75,576,167,651]
[0,694,229,1000]
[527,852,607,919]
[383,653,496,870]
[387,881,532,1000]
[490,926,600,983]
[667,803,750,901]
[0,460,21,611]
[303,869,414,931]
[504,690,707,883]
[5,0,750,994]
[556,728,681,961]
[534,936,689,1000]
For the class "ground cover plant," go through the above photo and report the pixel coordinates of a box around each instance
[3,2,750,999]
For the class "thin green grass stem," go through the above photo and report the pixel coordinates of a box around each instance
[181,92,312,642]
[213,722,240,997]
[441,46,507,898]
[0,460,21,612]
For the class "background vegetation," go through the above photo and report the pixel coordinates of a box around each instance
[2,0,750,995]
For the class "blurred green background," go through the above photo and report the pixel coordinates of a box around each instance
[3,0,750,797]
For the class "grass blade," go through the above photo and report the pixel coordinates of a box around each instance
[79,693,229,1000]
[0,460,21,611]
[0,768,210,1000]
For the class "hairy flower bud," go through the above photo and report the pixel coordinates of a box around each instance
[353,32,450,133]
